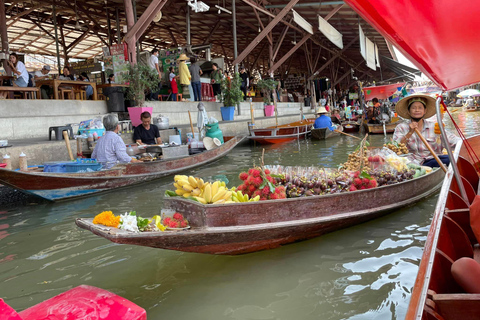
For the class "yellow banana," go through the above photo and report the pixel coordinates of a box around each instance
[173,182,181,189]
[197,178,204,189]
[232,194,239,202]
[174,175,188,182]
[183,192,192,198]
[222,191,233,201]
[188,176,198,188]
[182,184,194,192]
[225,200,235,204]
[243,194,249,202]
[175,188,187,196]
[236,191,243,200]
[191,188,201,196]
[203,184,212,203]
[213,199,226,204]
[193,196,207,204]
[220,181,226,188]
[249,195,260,201]
[211,186,226,203]
[211,181,219,196]
[177,179,190,187]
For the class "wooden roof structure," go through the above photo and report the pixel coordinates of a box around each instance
[2,0,419,86]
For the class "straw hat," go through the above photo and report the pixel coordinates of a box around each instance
[395,93,436,119]
[177,53,190,61]
[203,137,216,150]
[316,106,328,114]
[213,138,222,146]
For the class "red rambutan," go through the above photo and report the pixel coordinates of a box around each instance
[163,217,171,225]
[266,176,274,183]
[173,212,183,221]
[369,179,377,188]
[248,168,254,175]
[168,220,179,228]
[269,193,279,200]
[239,172,248,181]
[253,177,263,187]
[264,169,270,174]
[262,187,270,195]
[260,196,267,201]
[180,220,188,228]
[353,171,360,178]
[353,178,362,186]
[349,185,357,192]
[253,190,262,197]
[360,186,366,190]
[248,185,256,193]
[278,193,286,199]
[274,187,282,194]
[252,169,261,177]
[362,178,370,185]
[237,184,246,191]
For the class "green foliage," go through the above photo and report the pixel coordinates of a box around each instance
[256,78,278,105]
[123,63,161,106]
[220,73,243,107]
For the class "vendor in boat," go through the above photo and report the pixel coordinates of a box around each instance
[367,98,381,124]
[133,111,162,145]
[92,114,140,169]
[393,93,460,167]
[313,106,337,131]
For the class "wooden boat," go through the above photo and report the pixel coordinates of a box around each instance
[1,285,146,320]
[342,120,361,133]
[311,125,343,140]
[363,118,401,134]
[0,136,245,201]
[76,167,444,255]
[462,105,477,112]
[248,119,314,144]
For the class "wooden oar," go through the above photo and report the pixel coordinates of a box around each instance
[334,129,361,140]
[414,128,447,173]
[188,111,195,136]
[63,131,74,160]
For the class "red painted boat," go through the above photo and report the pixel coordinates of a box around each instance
[0,136,244,201]
[0,285,146,320]
[248,120,314,144]
[341,120,360,133]
[76,167,444,255]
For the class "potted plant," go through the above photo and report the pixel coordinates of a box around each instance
[220,73,243,121]
[123,63,161,127]
[256,78,278,116]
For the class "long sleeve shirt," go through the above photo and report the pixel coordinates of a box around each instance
[393,119,460,163]
[91,131,132,169]
[179,61,191,86]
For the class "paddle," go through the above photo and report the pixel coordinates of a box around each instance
[334,129,361,140]
[188,110,195,137]
[414,128,447,173]
[63,131,74,161]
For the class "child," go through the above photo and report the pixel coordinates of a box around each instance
[169,67,178,101]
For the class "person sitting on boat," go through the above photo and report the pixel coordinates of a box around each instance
[92,114,140,169]
[393,93,460,167]
[367,98,381,124]
[313,106,337,131]
[133,111,162,145]
[464,96,475,109]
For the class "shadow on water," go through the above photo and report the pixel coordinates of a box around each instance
[1,109,474,319]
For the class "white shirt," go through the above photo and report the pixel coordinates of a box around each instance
[148,54,159,72]
[15,61,29,83]
[169,72,175,82]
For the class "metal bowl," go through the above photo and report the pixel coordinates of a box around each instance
[136,152,160,158]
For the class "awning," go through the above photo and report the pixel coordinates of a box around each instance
[363,83,404,100]
[380,56,421,82]
[345,0,480,91]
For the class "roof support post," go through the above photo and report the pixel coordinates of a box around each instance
[232,0,238,73]
[0,0,10,71]
[232,0,299,66]
[52,4,61,70]
[124,0,136,64]
[115,8,121,44]
[268,34,311,74]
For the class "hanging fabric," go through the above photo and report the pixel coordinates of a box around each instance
[365,37,376,70]
[359,25,366,60]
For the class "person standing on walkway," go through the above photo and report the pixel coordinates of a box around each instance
[189,57,202,101]
[210,63,222,101]
[178,53,191,100]
[147,49,162,100]
[239,66,249,100]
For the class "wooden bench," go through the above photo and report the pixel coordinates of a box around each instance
[0,86,40,99]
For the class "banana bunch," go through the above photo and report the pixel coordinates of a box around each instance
[173,176,232,204]
[232,190,260,202]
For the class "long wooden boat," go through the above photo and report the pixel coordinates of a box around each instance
[0,136,245,201]
[406,135,480,319]
[462,105,478,112]
[311,125,343,140]
[2,285,146,320]
[76,167,444,255]
[342,120,361,133]
[248,119,314,144]
[363,120,399,134]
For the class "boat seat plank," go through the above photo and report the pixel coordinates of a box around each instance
[432,294,480,320]
[437,216,474,262]
[430,249,464,294]
[445,209,477,245]
[473,245,480,265]
[446,190,470,211]
[450,176,476,205]
[457,156,479,189]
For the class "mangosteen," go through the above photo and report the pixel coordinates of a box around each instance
[327,179,334,186]
[305,190,314,196]
[320,184,327,191]
[307,182,314,189]
[313,187,321,195]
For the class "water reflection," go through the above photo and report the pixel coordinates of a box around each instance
[0,111,477,318]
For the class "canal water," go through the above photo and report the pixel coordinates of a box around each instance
[0,111,477,319]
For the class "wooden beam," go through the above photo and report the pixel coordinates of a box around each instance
[233,0,299,66]
[124,0,168,43]
[323,4,344,21]
[268,33,310,74]
[333,61,362,86]
[203,19,221,45]
[167,28,178,47]
[66,27,91,52]
[252,8,271,44]
[6,4,44,25]
[272,22,289,61]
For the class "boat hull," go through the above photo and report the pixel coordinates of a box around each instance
[363,121,399,134]
[0,136,245,201]
[248,120,314,144]
[311,128,340,140]
[77,167,444,255]
[342,121,360,133]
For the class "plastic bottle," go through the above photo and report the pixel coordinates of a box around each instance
[87,133,94,149]
[19,152,27,171]
[126,145,135,156]
[2,154,11,170]
[93,132,99,141]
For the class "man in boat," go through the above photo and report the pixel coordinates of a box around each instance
[367,98,381,124]
[393,93,460,167]
[133,111,162,145]
[92,114,140,169]
[313,106,337,131]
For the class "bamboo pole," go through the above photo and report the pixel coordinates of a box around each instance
[414,128,447,173]
[273,88,278,127]
[63,131,74,160]
[334,129,361,140]
[188,110,195,137]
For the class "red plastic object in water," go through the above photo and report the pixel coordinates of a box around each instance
[17,285,146,320]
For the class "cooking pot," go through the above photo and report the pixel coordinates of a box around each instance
[154,116,169,130]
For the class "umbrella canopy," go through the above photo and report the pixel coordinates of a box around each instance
[363,83,404,100]
[457,89,480,98]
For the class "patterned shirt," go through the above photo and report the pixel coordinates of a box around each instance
[393,119,460,163]
[91,131,133,169]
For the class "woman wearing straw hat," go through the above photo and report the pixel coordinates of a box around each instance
[313,106,337,131]
[178,53,191,100]
[393,93,459,167]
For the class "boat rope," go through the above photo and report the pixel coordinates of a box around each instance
[440,96,480,172]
